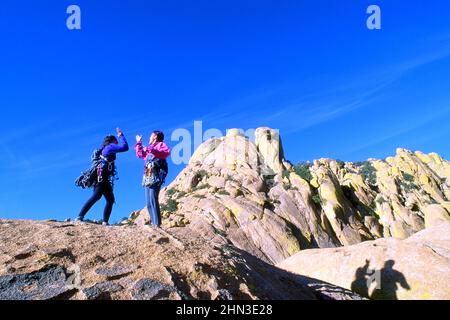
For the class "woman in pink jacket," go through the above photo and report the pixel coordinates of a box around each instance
[135,131,171,228]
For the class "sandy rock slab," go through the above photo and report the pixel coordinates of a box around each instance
[0,219,361,300]
[278,222,450,300]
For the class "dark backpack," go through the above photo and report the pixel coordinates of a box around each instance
[75,149,113,189]
[142,157,168,188]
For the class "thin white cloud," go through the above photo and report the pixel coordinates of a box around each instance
[194,39,450,136]
[334,105,450,158]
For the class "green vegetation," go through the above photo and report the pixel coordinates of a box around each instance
[192,194,207,199]
[425,198,439,205]
[166,187,188,200]
[293,162,313,182]
[399,172,419,193]
[311,194,322,205]
[374,195,387,205]
[401,172,415,182]
[335,160,345,168]
[196,169,208,179]
[217,190,231,196]
[176,191,187,199]
[161,198,178,213]
[225,175,238,183]
[213,227,227,237]
[223,265,239,277]
[263,174,276,189]
[165,188,177,197]
[192,183,210,192]
[354,161,377,186]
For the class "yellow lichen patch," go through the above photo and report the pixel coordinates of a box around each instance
[391,167,401,176]
[390,221,409,239]
[430,152,443,165]
[419,174,430,185]
[343,172,353,181]
[322,203,338,221]
[290,172,309,186]
[223,209,234,221]
[396,160,415,176]
[226,203,244,218]
[415,151,431,164]
[227,162,237,171]
[386,157,395,165]
[245,194,266,207]
[419,292,433,300]
[279,234,302,256]
[319,181,340,205]
[371,160,389,173]
[401,281,440,300]
[348,173,366,188]
[441,202,450,213]
[310,177,319,188]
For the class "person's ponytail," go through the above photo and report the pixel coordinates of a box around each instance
[102,135,118,148]
[153,131,165,142]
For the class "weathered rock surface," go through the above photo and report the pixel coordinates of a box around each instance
[83,281,123,300]
[278,222,450,300]
[95,265,137,280]
[2,127,449,300]
[129,128,450,266]
[0,219,360,300]
[131,279,183,300]
[0,264,77,300]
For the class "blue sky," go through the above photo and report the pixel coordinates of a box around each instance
[1,0,450,222]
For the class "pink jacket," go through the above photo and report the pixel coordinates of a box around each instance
[135,141,171,160]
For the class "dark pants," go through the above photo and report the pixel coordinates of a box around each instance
[145,186,161,226]
[79,182,115,223]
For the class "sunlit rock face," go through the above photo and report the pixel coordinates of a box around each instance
[131,128,450,266]
[278,222,450,300]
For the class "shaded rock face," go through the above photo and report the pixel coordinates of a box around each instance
[95,265,137,280]
[0,219,361,300]
[278,222,450,300]
[0,265,77,300]
[130,128,450,265]
[131,279,183,300]
[83,282,123,300]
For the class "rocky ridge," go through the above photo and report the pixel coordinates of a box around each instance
[0,219,360,300]
[131,128,450,265]
[2,127,449,300]
[278,222,450,300]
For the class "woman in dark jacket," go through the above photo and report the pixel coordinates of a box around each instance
[76,128,129,225]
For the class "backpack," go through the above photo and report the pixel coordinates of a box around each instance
[142,157,168,188]
[75,148,115,189]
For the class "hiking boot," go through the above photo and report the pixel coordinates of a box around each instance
[75,217,84,222]
[102,222,109,226]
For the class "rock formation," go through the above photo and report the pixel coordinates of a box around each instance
[0,219,361,300]
[278,222,450,300]
[131,128,450,266]
[1,127,449,300]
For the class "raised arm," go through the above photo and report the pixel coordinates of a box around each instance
[134,141,149,159]
[108,134,129,153]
